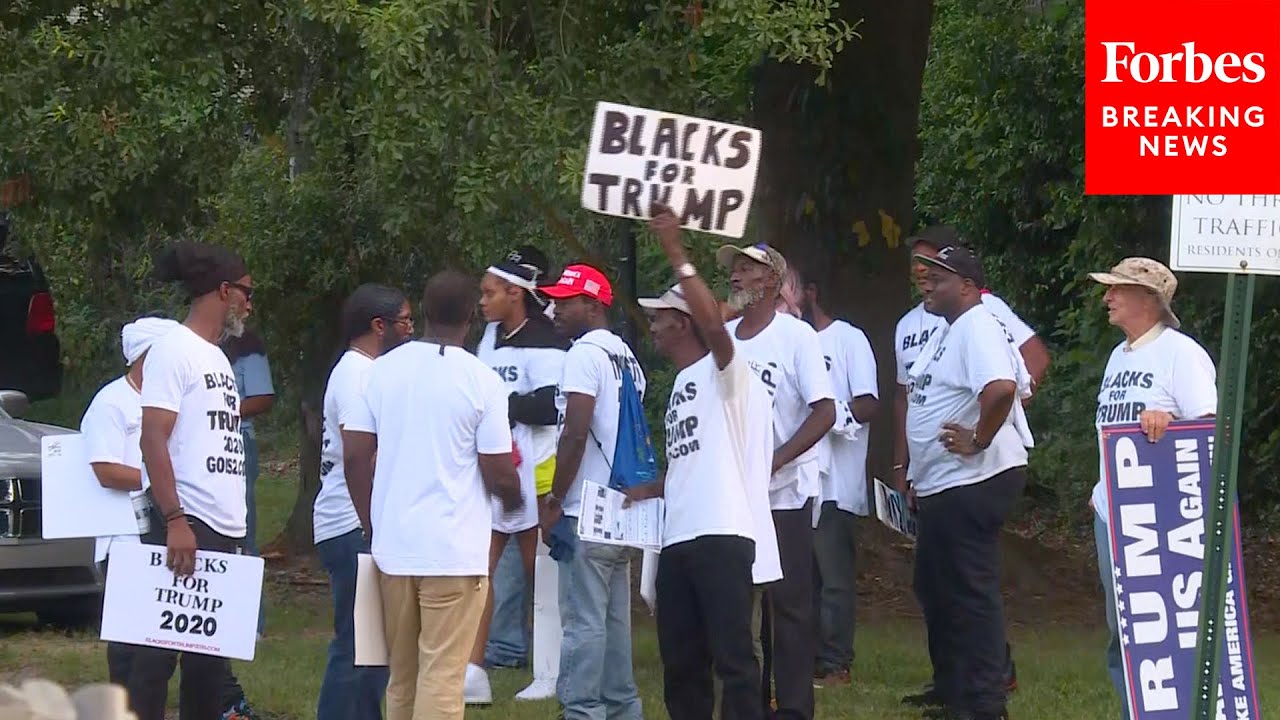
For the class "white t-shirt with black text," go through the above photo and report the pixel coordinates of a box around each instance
[661,351,782,582]
[905,306,1028,497]
[141,324,247,538]
[346,342,512,577]
[726,313,835,510]
[81,376,149,562]
[313,350,371,545]
[818,320,878,516]
[556,329,646,518]
[894,293,1034,385]
[1092,326,1217,522]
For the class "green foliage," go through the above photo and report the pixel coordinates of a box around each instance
[1,0,854,422]
[917,0,1280,529]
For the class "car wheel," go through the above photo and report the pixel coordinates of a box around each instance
[36,594,103,630]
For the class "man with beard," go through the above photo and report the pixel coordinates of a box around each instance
[131,242,255,720]
[894,225,1046,706]
[467,246,570,704]
[718,242,835,720]
[313,283,411,720]
[537,263,646,720]
[905,246,1031,720]
[795,269,879,688]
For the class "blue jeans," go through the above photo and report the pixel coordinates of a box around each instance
[485,538,530,667]
[316,529,389,720]
[1094,513,1131,720]
[557,534,642,720]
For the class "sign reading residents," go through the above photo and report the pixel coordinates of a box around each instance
[581,101,761,239]
[100,543,265,661]
[1102,421,1260,720]
[1170,194,1280,276]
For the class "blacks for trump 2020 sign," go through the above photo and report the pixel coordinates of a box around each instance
[1102,421,1260,720]
[100,543,265,661]
[581,101,761,239]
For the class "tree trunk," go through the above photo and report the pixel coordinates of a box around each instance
[752,0,935,481]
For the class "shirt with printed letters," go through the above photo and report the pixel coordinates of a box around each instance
[140,324,247,538]
[661,351,782,582]
[478,319,568,533]
[313,350,371,545]
[905,305,1028,497]
[726,313,835,510]
[1092,326,1217,522]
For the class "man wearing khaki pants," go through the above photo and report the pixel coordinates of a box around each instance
[344,270,523,719]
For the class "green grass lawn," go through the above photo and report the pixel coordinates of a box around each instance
[2,452,1278,719]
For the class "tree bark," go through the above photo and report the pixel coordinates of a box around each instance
[752,0,935,481]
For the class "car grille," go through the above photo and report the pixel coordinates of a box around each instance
[0,478,42,539]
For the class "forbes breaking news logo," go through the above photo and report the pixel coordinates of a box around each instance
[1085,1,1280,195]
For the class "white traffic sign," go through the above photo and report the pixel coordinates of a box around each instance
[1170,195,1280,276]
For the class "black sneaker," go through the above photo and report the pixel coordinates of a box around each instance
[902,687,946,708]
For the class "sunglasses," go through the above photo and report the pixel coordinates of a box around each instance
[226,282,254,301]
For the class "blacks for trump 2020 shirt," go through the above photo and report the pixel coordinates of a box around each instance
[141,324,248,539]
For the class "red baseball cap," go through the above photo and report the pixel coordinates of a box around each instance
[539,264,614,306]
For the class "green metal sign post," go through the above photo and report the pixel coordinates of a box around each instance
[1190,272,1256,720]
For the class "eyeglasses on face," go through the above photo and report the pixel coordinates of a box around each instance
[227,282,254,301]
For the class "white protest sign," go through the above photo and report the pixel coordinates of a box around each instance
[353,553,388,666]
[1170,194,1280,276]
[100,543,264,661]
[581,101,761,238]
[873,478,917,540]
[40,434,140,540]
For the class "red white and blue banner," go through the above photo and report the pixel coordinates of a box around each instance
[1102,420,1260,720]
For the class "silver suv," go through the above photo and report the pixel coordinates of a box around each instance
[0,390,103,626]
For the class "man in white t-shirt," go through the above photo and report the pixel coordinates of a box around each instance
[133,242,253,720]
[796,271,879,688]
[894,225,1041,705]
[1088,257,1217,720]
[343,271,522,720]
[718,241,835,720]
[623,205,774,720]
[81,317,178,688]
[313,283,412,720]
[905,246,1029,720]
[536,263,646,720]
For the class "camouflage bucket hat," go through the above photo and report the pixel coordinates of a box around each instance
[1089,257,1181,330]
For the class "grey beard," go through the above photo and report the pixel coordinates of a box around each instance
[223,310,246,339]
[727,287,764,314]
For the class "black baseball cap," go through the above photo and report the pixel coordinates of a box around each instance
[914,245,985,287]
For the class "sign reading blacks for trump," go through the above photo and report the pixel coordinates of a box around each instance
[1102,421,1260,720]
[581,102,761,238]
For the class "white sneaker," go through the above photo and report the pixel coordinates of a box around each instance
[464,663,492,705]
[514,676,558,701]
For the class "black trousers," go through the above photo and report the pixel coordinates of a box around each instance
[763,501,816,720]
[126,514,244,720]
[656,534,762,720]
[914,467,1025,716]
[101,556,137,686]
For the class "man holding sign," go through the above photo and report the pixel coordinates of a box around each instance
[131,242,255,720]
[1088,257,1217,719]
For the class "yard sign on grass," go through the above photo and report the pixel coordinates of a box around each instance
[581,102,761,239]
[1168,194,1275,720]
